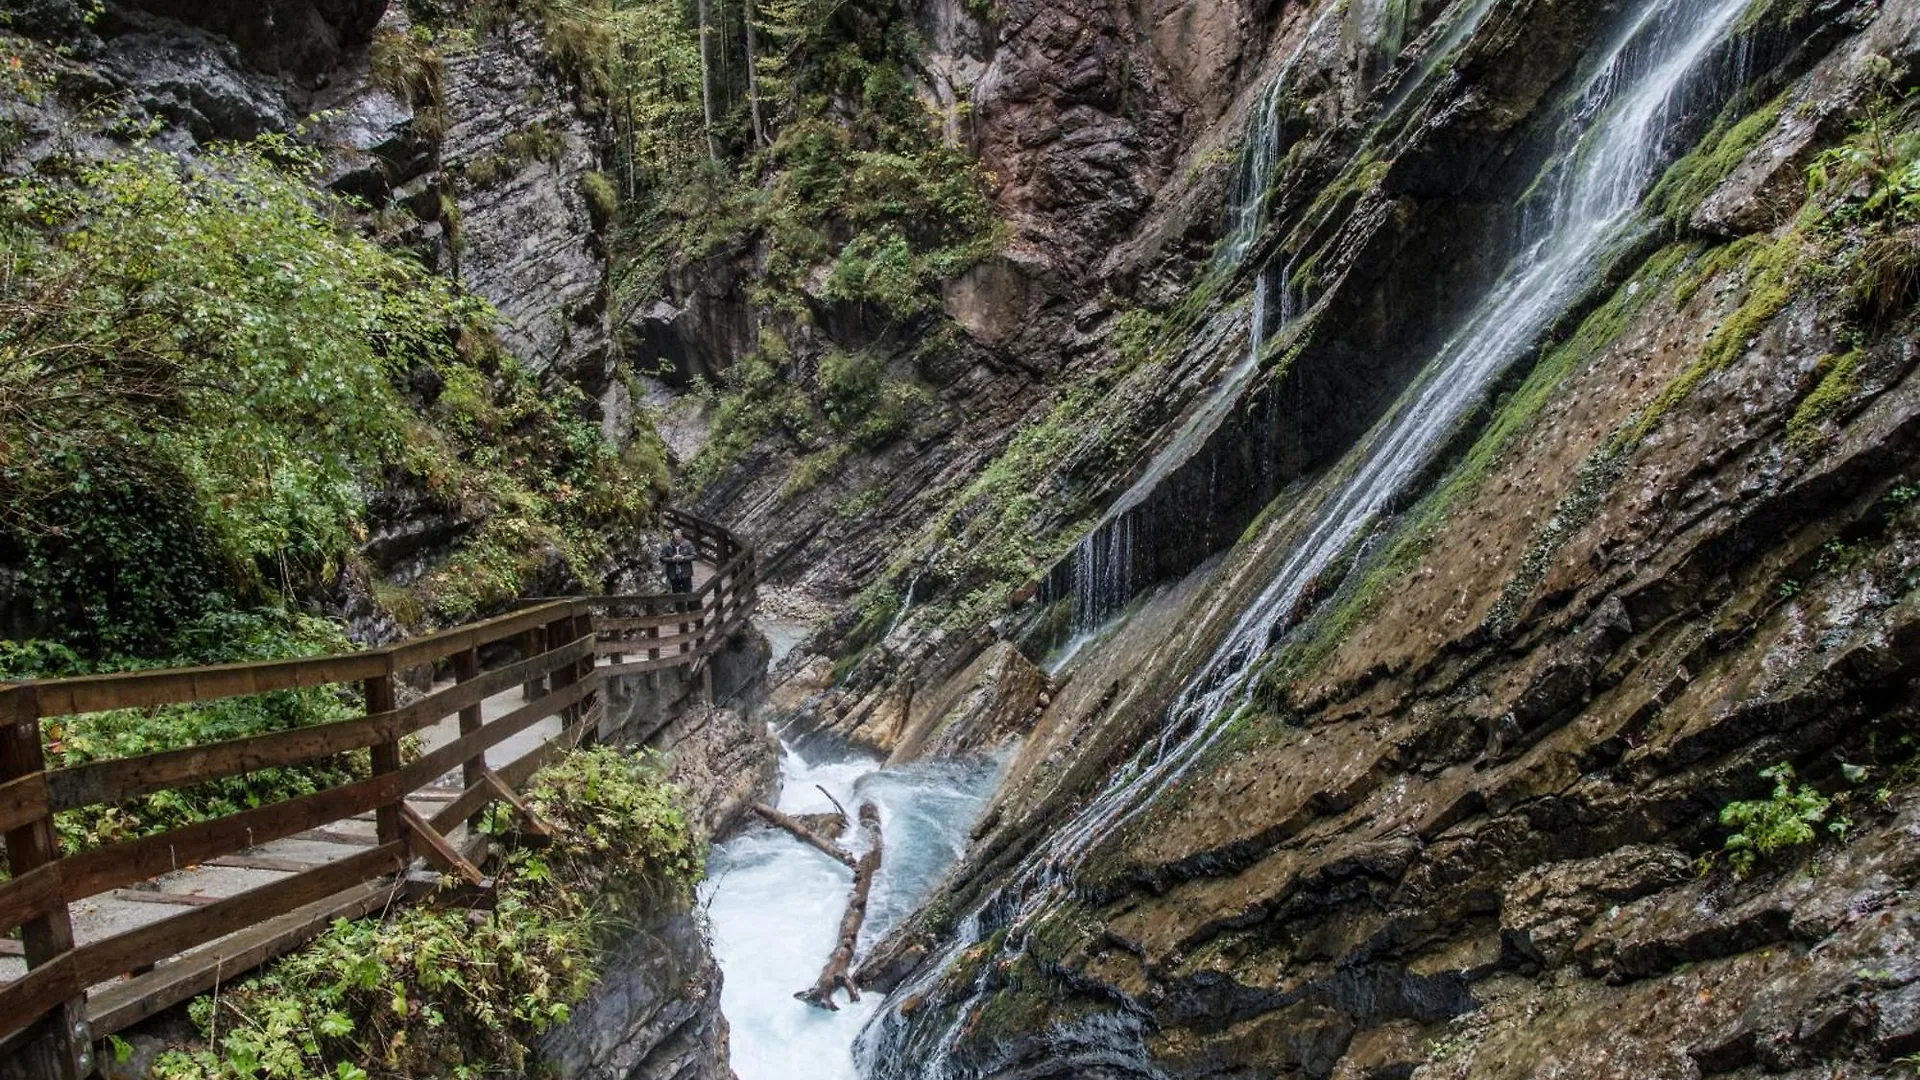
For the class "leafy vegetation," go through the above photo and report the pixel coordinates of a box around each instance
[0,131,664,656]
[1718,762,1849,877]
[151,748,700,1080]
[484,0,1002,491]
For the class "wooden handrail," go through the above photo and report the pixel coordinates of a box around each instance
[0,512,758,1074]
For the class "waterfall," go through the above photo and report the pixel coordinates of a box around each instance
[1052,3,1342,645]
[861,0,1759,1072]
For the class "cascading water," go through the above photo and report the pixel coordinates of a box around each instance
[704,731,1006,1080]
[1051,5,1340,647]
[861,0,1760,1072]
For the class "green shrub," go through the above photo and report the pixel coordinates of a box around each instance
[0,137,468,647]
[0,132,666,655]
[1718,763,1848,877]
[581,169,618,228]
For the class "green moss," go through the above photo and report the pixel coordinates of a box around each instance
[1483,231,1807,632]
[1786,349,1863,447]
[785,445,850,496]
[1627,231,1803,449]
[462,122,568,186]
[1646,90,1789,228]
[1112,306,1169,370]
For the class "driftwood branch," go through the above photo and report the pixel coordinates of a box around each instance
[814,784,850,824]
[750,803,856,868]
[798,802,883,1011]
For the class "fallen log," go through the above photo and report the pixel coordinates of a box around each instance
[798,802,883,1011]
[750,803,856,868]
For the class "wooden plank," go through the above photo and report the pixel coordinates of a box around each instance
[427,779,493,838]
[69,843,409,992]
[204,854,325,874]
[391,635,593,736]
[596,628,705,654]
[45,712,399,813]
[496,712,595,793]
[29,654,389,720]
[0,951,76,1043]
[596,613,713,633]
[0,865,60,939]
[398,676,596,793]
[22,602,581,720]
[383,601,574,672]
[0,773,48,837]
[291,827,372,848]
[399,807,486,887]
[598,655,699,680]
[107,889,217,908]
[57,771,406,902]
[85,876,397,1037]
[480,771,553,838]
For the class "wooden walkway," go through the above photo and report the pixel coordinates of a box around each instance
[0,510,757,1078]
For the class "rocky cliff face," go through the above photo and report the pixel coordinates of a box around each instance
[697,0,1920,1076]
[1,0,655,639]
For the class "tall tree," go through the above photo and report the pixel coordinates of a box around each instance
[698,0,720,161]
[743,0,767,147]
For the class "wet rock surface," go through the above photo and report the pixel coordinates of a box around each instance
[540,913,736,1080]
[860,1,1920,1078]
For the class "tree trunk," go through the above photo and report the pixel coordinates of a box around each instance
[743,0,767,147]
[798,803,883,1010]
[751,803,855,867]
[698,0,720,162]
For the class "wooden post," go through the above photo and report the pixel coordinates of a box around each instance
[365,673,402,846]
[454,647,485,830]
[0,689,90,1080]
[521,626,546,702]
[645,597,661,692]
[572,610,598,747]
[547,614,578,732]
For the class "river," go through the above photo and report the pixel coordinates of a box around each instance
[700,620,1006,1079]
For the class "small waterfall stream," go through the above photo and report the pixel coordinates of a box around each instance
[860,0,1761,1073]
[1054,4,1339,643]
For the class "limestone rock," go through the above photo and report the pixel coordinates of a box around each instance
[538,913,736,1080]
[888,641,1048,765]
[95,14,291,142]
[1500,845,1693,969]
[440,17,610,386]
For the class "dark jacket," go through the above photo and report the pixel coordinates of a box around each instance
[659,538,697,572]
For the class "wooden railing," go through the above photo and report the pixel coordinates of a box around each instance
[0,513,757,1078]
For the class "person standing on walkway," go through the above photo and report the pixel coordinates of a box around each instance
[660,528,698,596]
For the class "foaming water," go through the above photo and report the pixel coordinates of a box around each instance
[703,735,1006,1080]
[861,0,1759,1073]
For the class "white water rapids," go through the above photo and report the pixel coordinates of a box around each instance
[702,714,1006,1080]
